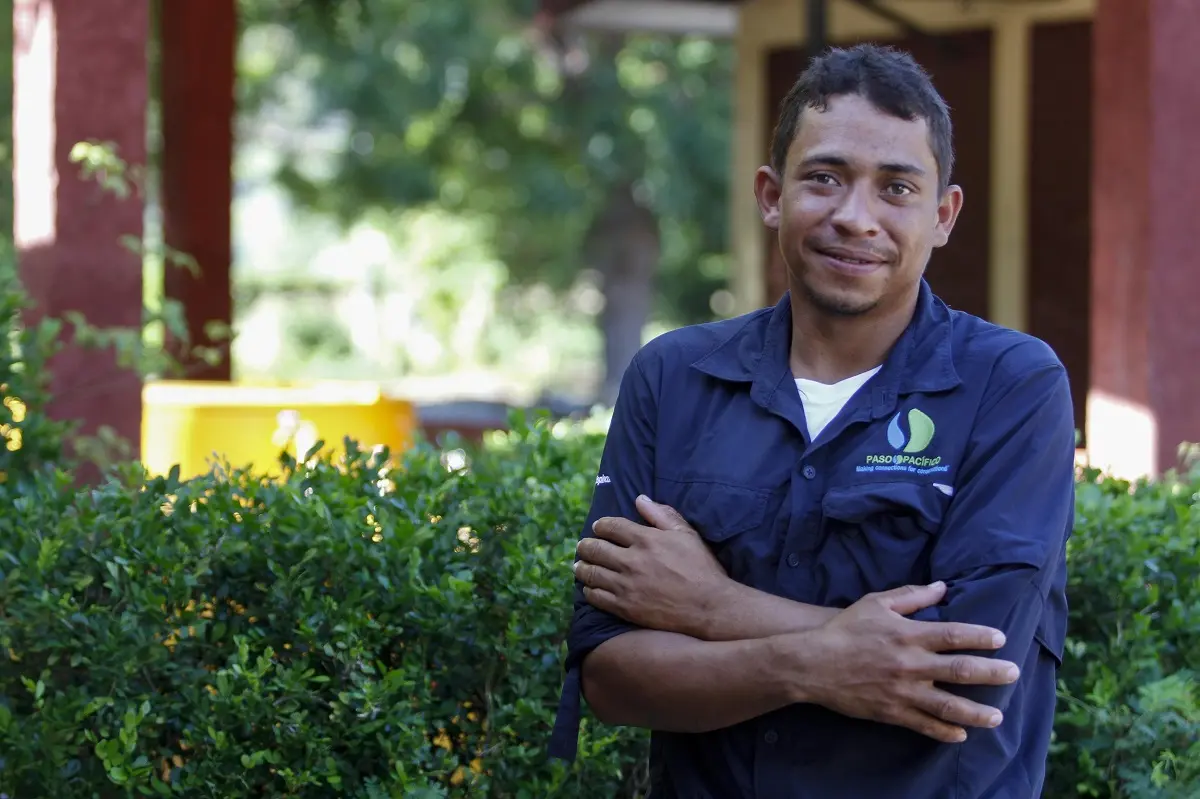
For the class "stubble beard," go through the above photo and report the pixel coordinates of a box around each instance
[798,275,881,318]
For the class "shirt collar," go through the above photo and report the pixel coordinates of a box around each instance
[690,279,962,413]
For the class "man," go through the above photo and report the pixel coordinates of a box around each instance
[549,44,1074,798]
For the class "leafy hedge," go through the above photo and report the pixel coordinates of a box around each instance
[1052,465,1200,796]
[0,416,656,797]
[2,279,1197,796]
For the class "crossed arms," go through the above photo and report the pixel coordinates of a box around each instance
[567,352,1076,743]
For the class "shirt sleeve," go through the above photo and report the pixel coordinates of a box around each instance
[548,352,658,761]
[908,348,1076,714]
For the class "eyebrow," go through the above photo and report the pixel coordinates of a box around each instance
[798,154,927,177]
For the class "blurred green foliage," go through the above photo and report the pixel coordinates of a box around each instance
[236,0,734,327]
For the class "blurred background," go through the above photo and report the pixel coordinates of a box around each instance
[4,0,1196,479]
[226,1,736,407]
[5,0,744,472]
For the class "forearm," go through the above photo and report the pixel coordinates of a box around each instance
[580,629,799,733]
[697,580,838,641]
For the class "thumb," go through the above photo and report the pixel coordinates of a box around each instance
[635,494,689,531]
[876,582,947,615]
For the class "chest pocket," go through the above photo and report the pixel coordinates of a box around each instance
[654,476,774,584]
[816,481,950,606]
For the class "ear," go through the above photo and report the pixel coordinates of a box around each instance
[754,166,784,231]
[932,184,964,248]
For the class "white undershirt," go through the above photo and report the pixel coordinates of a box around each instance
[795,366,881,441]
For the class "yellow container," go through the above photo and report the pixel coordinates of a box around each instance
[141,381,416,480]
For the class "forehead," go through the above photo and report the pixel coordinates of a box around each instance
[788,93,937,174]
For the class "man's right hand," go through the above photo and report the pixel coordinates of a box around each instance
[786,582,1018,744]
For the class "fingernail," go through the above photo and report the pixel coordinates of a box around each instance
[992,632,1006,647]
[928,581,945,590]
[591,520,599,532]
[988,713,1003,727]
[572,561,579,573]
[953,729,966,742]
[636,494,651,503]
[1006,665,1020,681]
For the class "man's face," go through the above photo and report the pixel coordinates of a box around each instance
[755,93,962,317]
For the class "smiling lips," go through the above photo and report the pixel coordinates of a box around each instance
[812,245,888,275]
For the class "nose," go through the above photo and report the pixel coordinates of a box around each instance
[830,182,881,238]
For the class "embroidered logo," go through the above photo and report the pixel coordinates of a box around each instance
[887,408,936,454]
[595,474,612,487]
[858,407,949,476]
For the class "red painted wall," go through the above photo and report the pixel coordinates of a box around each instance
[1028,21,1092,441]
[1091,0,1200,471]
[14,0,148,459]
[160,0,236,381]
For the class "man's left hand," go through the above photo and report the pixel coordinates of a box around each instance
[574,494,732,639]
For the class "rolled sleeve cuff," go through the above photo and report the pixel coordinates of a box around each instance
[565,603,641,672]
[549,604,641,762]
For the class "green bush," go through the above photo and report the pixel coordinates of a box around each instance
[0,416,652,797]
[1,273,76,493]
[1048,465,1200,798]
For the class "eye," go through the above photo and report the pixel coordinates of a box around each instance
[804,172,839,186]
[884,182,914,197]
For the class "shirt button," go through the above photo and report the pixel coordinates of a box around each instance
[764,730,779,744]
[802,465,817,480]
[786,552,800,568]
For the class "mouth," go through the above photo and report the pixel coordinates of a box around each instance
[811,246,888,275]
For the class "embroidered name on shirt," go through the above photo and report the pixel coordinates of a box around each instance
[595,474,612,486]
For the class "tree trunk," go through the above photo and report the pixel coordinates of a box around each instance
[585,181,660,406]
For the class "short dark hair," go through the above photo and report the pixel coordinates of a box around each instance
[769,44,955,192]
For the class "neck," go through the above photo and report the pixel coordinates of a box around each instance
[788,283,919,384]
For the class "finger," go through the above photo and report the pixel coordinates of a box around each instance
[573,561,620,593]
[874,582,947,615]
[908,619,1007,651]
[920,653,1021,686]
[592,516,644,546]
[886,707,969,744]
[582,586,621,615]
[575,538,628,572]
[909,684,1004,731]
[634,495,689,531]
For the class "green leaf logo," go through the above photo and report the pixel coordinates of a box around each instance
[887,408,936,454]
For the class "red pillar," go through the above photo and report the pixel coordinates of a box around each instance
[159,0,236,381]
[1089,0,1200,476]
[13,0,148,456]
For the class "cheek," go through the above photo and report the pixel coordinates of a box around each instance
[782,194,828,234]
[791,189,832,215]
[882,211,936,253]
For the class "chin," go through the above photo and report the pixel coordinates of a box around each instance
[799,279,880,317]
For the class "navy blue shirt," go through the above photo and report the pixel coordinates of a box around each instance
[549,281,1075,798]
